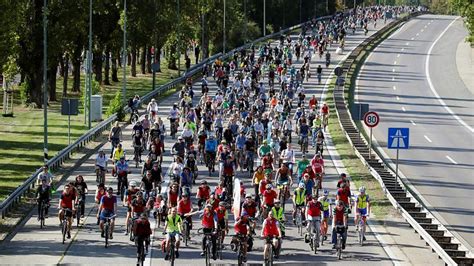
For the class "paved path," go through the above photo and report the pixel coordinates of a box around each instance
[356,14,474,253]
[0,16,442,265]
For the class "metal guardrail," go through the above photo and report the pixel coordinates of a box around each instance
[0,14,333,218]
[333,11,458,266]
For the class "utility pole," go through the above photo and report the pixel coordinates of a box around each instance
[263,0,266,36]
[299,0,302,23]
[87,0,92,129]
[326,0,329,14]
[177,0,181,76]
[244,0,247,43]
[223,0,226,53]
[43,0,48,162]
[122,0,127,103]
[201,12,205,59]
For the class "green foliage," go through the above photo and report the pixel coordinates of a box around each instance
[106,91,125,121]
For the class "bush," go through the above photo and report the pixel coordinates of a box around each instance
[106,91,126,121]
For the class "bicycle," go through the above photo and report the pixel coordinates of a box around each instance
[38,199,48,229]
[264,236,278,266]
[75,193,86,227]
[133,144,142,168]
[277,183,290,212]
[205,152,216,175]
[162,232,178,266]
[223,174,234,203]
[300,135,308,153]
[358,215,367,246]
[335,225,345,259]
[182,217,191,247]
[295,206,304,236]
[307,218,321,254]
[216,226,224,260]
[104,214,116,248]
[169,118,178,139]
[128,213,140,242]
[234,234,248,265]
[246,151,254,177]
[60,208,72,244]
[96,166,106,184]
[136,236,148,266]
[198,228,214,266]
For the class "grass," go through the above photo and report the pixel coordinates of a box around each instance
[0,56,192,201]
[325,23,406,219]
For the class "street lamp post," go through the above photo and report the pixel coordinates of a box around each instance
[87,0,92,129]
[177,0,181,76]
[43,0,48,162]
[122,0,127,104]
[263,0,266,36]
[223,0,226,53]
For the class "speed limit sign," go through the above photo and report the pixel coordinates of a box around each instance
[364,111,380,128]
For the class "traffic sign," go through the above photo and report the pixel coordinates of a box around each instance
[364,111,380,128]
[388,128,409,149]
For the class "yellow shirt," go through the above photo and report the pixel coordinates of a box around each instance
[253,171,264,185]
[113,148,125,161]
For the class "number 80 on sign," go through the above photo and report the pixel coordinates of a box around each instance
[364,111,380,128]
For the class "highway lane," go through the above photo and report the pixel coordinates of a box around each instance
[0,19,393,265]
[356,14,474,251]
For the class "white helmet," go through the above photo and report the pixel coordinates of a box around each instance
[130,181,138,187]
[359,186,366,193]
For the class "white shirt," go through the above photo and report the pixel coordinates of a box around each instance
[95,154,108,168]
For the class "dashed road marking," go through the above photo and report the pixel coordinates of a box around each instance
[401,48,405,51]
[394,61,397,65]
[392,77,395,81]
[396,96,400,101]
[446,156,458,165]
[397,54,400,58]
[410,120,416,126]
[402,107,406,112]
[406,42,409,45]
[416,33,419,36]
[393,86,397,90]
[421,29,424,32]
[425,25,428,28]
[424,135,432,143]
[411,37,414,40]
[392,68,396,72]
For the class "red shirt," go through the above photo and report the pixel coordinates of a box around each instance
[135,219,152,236]
[242,202,257,217]
[96,190,106,203]
[100,195,117,211]
[202,209,216,229]
[234,220,249,235]
[259,180,270,195]
[132,198,146,213]
[302,168,316,180]
[207,198,220,211]
[127,188,140,204]
[334,206,345,223]
[262,156,273,169]
[321,105,329,114]
[311,158,324,174]
[263,217,279,237]
[216,207,227,221]
[60,192,76,209]
[168,190,179,207]
[307,201,322,217]
[263,189,277,205]
[309,98,317,109]
[215,186,225,198]
[337,187,350,205]
[177,199,192,215]
[197,185,211,200]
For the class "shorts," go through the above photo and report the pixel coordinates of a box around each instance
[218,219,226,230]
[323,210,330,218]
[265,236,278,244]
[295,203,305,208]
[99,209,116,222]
[166,231,179,239]
[61,208,73,217]
[357,208,367,216]
[276,180,289,187]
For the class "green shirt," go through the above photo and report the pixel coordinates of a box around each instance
[166,214,182,233]
[297,159,310,176]
[258,145,271,157]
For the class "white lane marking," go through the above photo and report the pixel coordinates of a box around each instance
[410,120,417,126]
[397,54,400,58]
[416,33,419,36]
[446,156,458,165]
[402,107,406,112]
[411,37,415,40]
[406,42,409,45]
[424,135,432,143]
[392,68,396,72]
[396,96,400,101]
[401,48,405,51]
[394,61,397,65]
[421,29,424,32]
[431,20,433,22]
[425,17,474,133]
[393,86,397,90]
[425,25,428,28]
[392,77,395,81]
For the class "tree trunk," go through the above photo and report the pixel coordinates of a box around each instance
[167,45,177,70]
[48,61,58,102]
[104,49,111,85]
[59,56,65,78]
[127,53,131,66]
[146,46,152,73]
[93,51,103,83]
[203,14,210,59]
[131,46,137,77]
[112,53,119,82]
[71,44,82,92]
[62,54,69,97]
[155,46,162,72]
[140,46,146,74]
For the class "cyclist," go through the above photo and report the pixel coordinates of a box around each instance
[95,183,106,224]
[320,102,329,131]
[95,149,108,182]
[251,166,265,204]
[131,192,147,220]
[163,207,182,260]
[271,200,286,237]
[58,184,76,239]
[235,131,247,170]
[36,179,51,220]
[275,163,293,201]
[292,183,306,225]
[133,213,152,257]
[355,186,370,240]
[299,172,316,199]
[261,211,282,260]
[337,173,351,188]
[298,120,311,152]
[196,180,211,210]
[331,200,348,249]
[295,154,310,183]
[336,181,352,210]
[316,65,323,84]
[187,204,218,260]
[73,175,88,219]
[216,201,229,249]
[257,140,272,164]
[230,215,251,262]
[147,98,158,121]
[167,183,180,208]
[169,103,181,135]
[114,156,130,197]
[98,187,117,239]
[172,137,186,159]
[305,194,322,245]
[241,194,258,220]
[178,167,193,197]
[108,121,122,158]
[36,164,53,186]
[204,135,218,173]
[280,144,295,174]
[112,143,125,164]
[177,193,193,238]
[319,190,331,241]
[262,184,277,218]
[311,152,325,191]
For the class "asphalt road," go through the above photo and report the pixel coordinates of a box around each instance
[0,19,393,265]
[356,14,474,251]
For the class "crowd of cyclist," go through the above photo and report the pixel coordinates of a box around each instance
[33,5,419,264]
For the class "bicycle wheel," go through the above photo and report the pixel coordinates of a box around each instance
[169,247,175,266]
[39,203,44,229]
[205,242,211,266]
[184,223,189,247]
[76,208,81,227]
[337,236,342,259]
[237,244,243,266]
[62,220,67,244]
[218,236,223,260]
[105,224,109,248]
[313,234,318,254]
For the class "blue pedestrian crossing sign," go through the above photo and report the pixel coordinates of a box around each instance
[388,128,409,149]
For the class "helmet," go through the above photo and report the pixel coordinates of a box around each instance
[107,187,114,192]
[318,196,325,202]
[129,181,138,187]
[323,189,329,196]
[200,180,207,184]
[205,204,213,209]
[359,186,366,193]
[312,194,318,199]
[262,140,268,144]
[274,199,281,204]
[266,184,273,189]
[298,183,305,189]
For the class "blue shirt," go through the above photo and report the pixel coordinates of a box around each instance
[115,161,129,172]
[299,179,315,196]
[205,139,217,152]
[236,135,247,149]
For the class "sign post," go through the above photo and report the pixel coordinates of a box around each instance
[62,99,79,145]
[364,111,380,158]
[388,128,409,180]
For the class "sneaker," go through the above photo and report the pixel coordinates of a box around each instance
[101,231,105,238]
[342,244,346,250]
[67,232,71,239]
[175,251,180,258]
[212,254,217,260]
[356,225,359,232]
[164,254,169,260]
[304,234,309,243]
[332,244,336,249]
[292,218,296,225]
[323,235,328,241]
[124,231,128,235]
[243,256,247,262]
[200,252,205,257]
[45,214,49,218]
